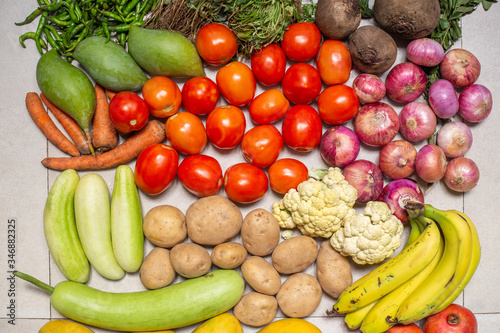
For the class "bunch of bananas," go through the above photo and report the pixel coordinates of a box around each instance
[333,202,481,333]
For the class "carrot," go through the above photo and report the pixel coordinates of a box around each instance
[41,120,166,171]
[40,93,92,155]
[105,88,118,101]
[92,84,118,153]
[25,92,80,157]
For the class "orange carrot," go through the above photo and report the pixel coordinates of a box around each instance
[105,88,118,101]
[41,120,166,171]
[40,93,92,155]
[92,84,118,153]
[25,92,80,157]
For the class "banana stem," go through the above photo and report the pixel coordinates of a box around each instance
[404,201,426,218]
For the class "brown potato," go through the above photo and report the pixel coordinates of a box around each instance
[211,242,248,269]
[271,235,318,275]
[185,195,243,246]
[241,256,281,296]
[241,208,281,256]
[276,273,322,318]
[142,205,187,248]
[233,292,278,327]
[317,240,353,298]
[169,243,211,278]
[139,247,176,290]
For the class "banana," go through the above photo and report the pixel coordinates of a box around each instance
[406,218,422,246]
[344,301,377,330]
[333,218,442,314]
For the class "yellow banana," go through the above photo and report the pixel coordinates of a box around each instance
[406,218,422,246]
[344,301,377,330]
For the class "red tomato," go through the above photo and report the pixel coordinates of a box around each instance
[241,124,283,168]
[317,84,360,125]
[134,143,179,195]
[181,76,220,116]
[387,323,423,333]
[165,112,207,155]
[216,61,256,106]
[316,39,352,85]
[281,63,322,105]
[268,158,309,194]
[250,44,287,86]
[142,76,182,118]
[281,104,323,152]
[109,91,149,133]
[206,105,246,149]
[224,163,269,203]
[280,22,322,62]
[177,154,223,197]
[248,89,290,125]
[195,23,238,66]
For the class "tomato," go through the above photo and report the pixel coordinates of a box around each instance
[316,39,352,85]
[281,104,323,152]
[281,63,322,105]
[141,76,182,118]
[165,112,207,155]
[224,163,268,203]
[280,22,322,62]
[248,89,290,125]
[181,76,220,116]
[268,158,309,194]
[206,105,246,149]
[109,91,149,133]
[241,124,283,168]
[317,84,360,125]
[250,44,287,86]
[195,23,238,66]
[387,323,423,333]
[177,154,223,197]
[216,61,256,106]
[134,143,179,195]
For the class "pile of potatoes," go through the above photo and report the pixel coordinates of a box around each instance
[139,195,353,327]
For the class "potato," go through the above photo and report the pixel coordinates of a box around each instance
[186,195,243,246]
[271,235,318,275]
[241,208,280,256]
[143,205,187,248]
[241,256,281,296]
[139,247,176,290]
[315,0,361,40]
[233,292,278,327]
[317,240,353,298]
[211,242,248,269]
[276,273,322,318]
[169,243,211,278]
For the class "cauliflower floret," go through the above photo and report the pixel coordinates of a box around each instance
[330,201,404,265]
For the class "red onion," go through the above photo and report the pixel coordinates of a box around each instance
[399,102,437,142]
[378,140,417,179]
[378,178,425,224]
[440,48,481,88]
[343,160,384,204]
[437,121,473,158]
[406,38,445,67]
[415,144,447,183]
[320,126,360,167]
[458,84,493,123]
[428,79,459,119]
[385,62,428,103]
[352,73,386,104]
[354,102,400,147]
[443,157,480,192]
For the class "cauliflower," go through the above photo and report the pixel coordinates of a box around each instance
[330,201,404,265]
[272,167,358,238]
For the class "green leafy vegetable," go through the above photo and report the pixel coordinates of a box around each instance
[357,0,374,18]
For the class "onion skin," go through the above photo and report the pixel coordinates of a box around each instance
[352,74,386,104]
[406,38,445,67]
[343,160,384,204]
[428,79,459,119]
[440,49,481,88]
[458,84,493,123]
[399,102,437,142]
[378,178,425,224]
[320,126,360,167]
[385,62,428,103]
[354,102,400,147]
[444,157,480,192]
[415,144,447,183]
[378,140,417,180]
[437,121,473,158]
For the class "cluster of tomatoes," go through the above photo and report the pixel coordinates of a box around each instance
[108,21,360,203]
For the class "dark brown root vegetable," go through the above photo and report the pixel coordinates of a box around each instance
[315,0,361,40]
[373,0,440,40]
[348,25,397,75]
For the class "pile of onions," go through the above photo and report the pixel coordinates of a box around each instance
[385,62,428,103]
[406,38,445,67]
[378,140,417,179]
[399,102,437,142]
[343,160,384,204]
[440,48,481,88]
[378,178,425,224]
[320,126,360,167]
[428,79,459,119]
[444,157,480,192]
[352,73,386,104]
[415,144,447,183]
[458,84,493,123]
[354,102,400,147]
[437,121,473,158]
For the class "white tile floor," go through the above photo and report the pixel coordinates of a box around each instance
[1,1,500,332]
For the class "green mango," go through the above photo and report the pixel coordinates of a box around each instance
[73,36,148,92]
[127,25,206,78]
